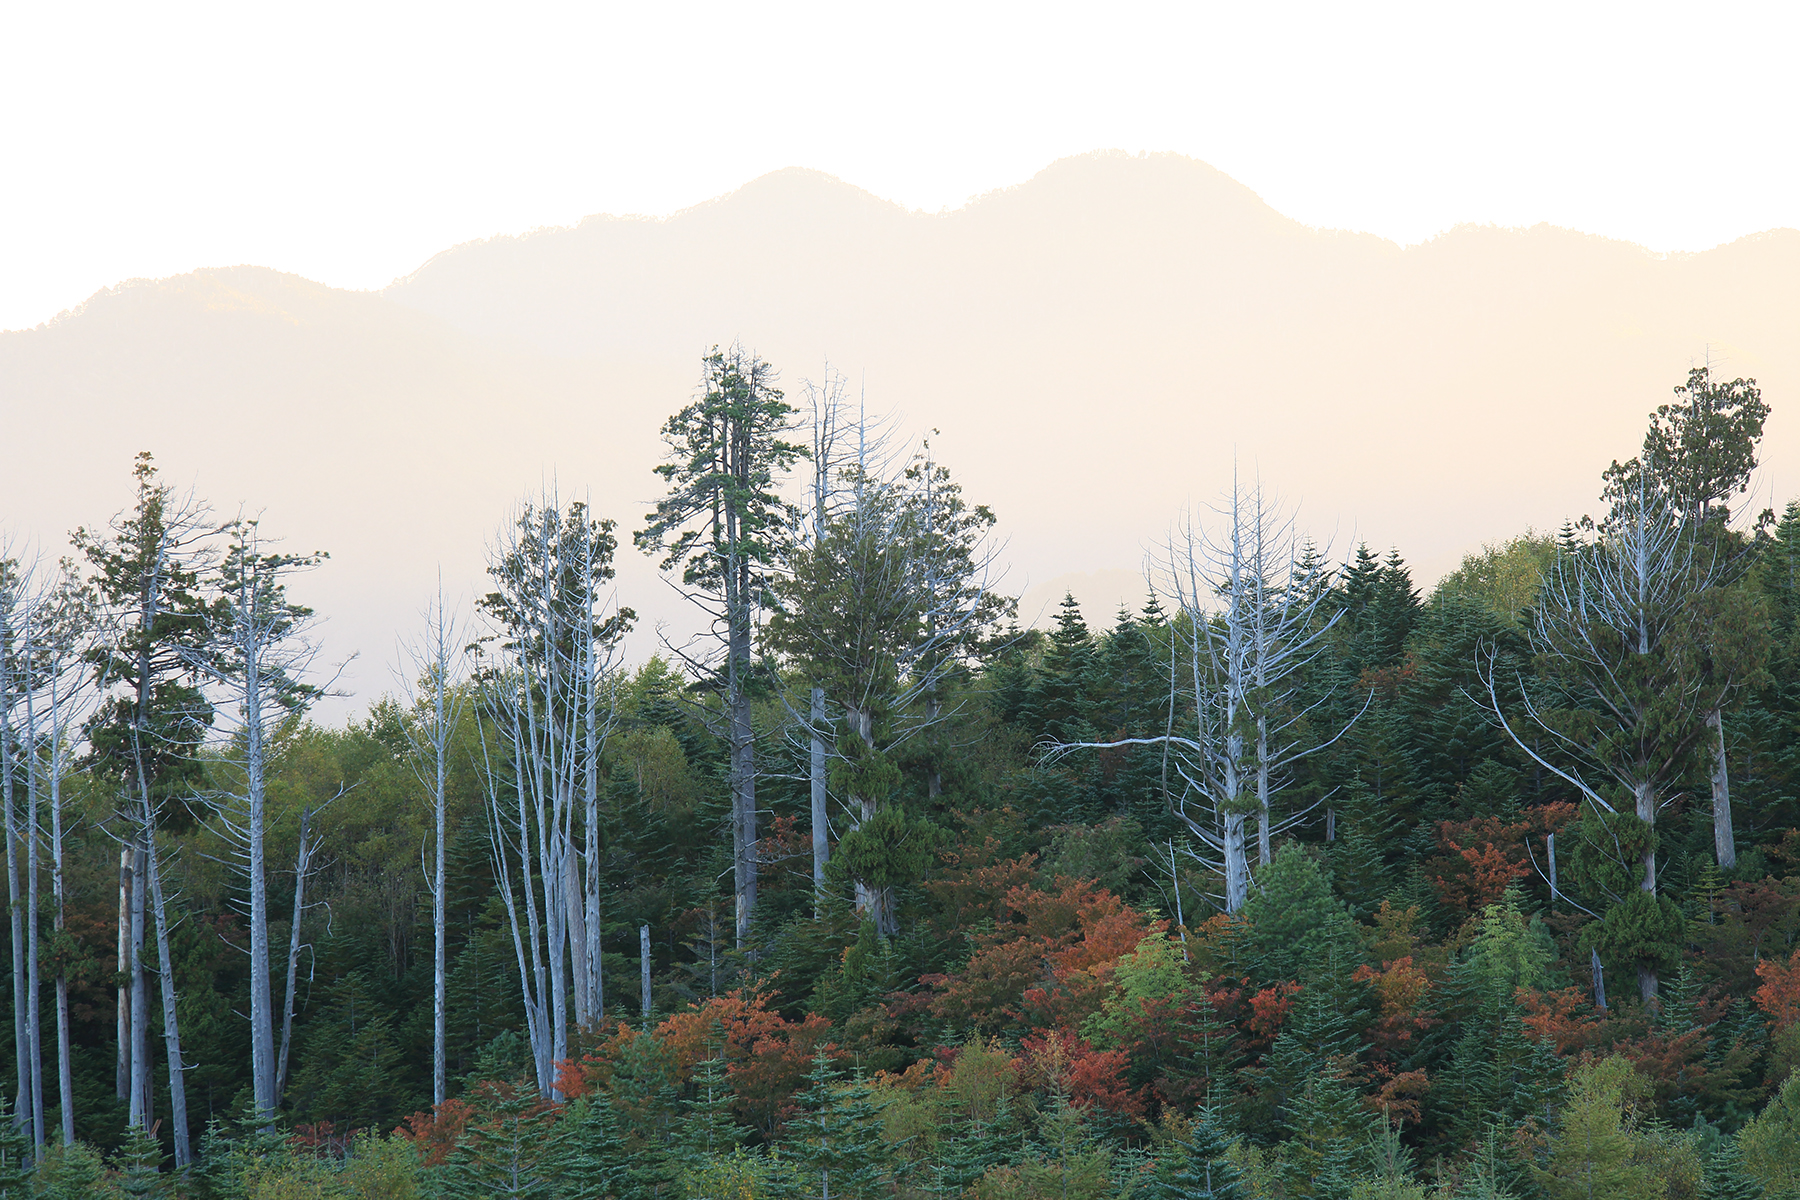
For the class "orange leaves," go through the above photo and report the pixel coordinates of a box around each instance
[1352,955,1436,1056]
[396,1098,474,1167]
[1520,986,1605,1056]
[1364,1068,1431,1127]
[925,878,1152,1032]
[1426,803,1575,913]
[1017,1029,1146,1118]
[1755,947,1800,1032]
[1245,981,1301,1046]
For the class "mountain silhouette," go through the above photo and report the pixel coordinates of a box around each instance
[5,151,1795,710]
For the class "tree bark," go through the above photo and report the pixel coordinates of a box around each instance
[639,924,652,1025]
[128,839,151,1129]
[115,846,130,1103]
[4,720,28,1137]
[276,807,312,1107]
[1636,779,1659,1000]
[144,833,190,1165]
[246,682,277,1123]
[433,732,448,1108]
[1709,708,1736,872]
[24,746,42,1151]
[810,687,828,914]
[49,743,73,1146]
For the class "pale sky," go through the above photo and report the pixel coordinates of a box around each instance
[4,2,1797,333]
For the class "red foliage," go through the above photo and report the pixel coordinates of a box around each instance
[1245,981,1302,1046]
[654,987,833,1137]
[1426,803,1575,913]
[924,879,1151,1032]
[1016,1029,1146,1118]
[1353,955,1437,1058]
[396,1098,474,1167]
[1519,986,1606,1056]
[1363,1068,1431,1127]
[1755,947,1800,1032]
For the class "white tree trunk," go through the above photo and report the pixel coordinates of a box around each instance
[128,840,150,1129]
[276,808,313,1106]
[143,833,190,1164]
[3,717,28,1138]
[1710,708,1735,872]
[49,730,73,1146]
[115,846,130,1103]
[810,686,828,913]
[245,667,278,1122]
[433,729,448,1107]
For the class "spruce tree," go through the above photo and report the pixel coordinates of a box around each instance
[546,1095,631,1200]
[788,1052,887,1200]
[0,1097,27,1200]
[1703,1134,1765,1200]
[112,1120,170,1200]
[1140,1107,1245,1199]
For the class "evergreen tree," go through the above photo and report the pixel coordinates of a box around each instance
[1139,1107,1246,1199]
[546,1094,632,1200]
[439,1079,556,1200]
[111,1120,170,1200]
[0,1097,27,1200]
[1704,1134,1765,1200]
[787,1052,887,1200]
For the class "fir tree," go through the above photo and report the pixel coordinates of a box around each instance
[546,1095,632,1200]
[1139,1107,1246,1199]
[788,1052,888,1200]
[111,1121,170,1200]
[0,1098,27,1200]
[1703,1134,1765,1200]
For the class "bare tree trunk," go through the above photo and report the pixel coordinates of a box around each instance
[128,839,151,1129]
[1709,708,1735,872]
[143,834,190,1165]
[433,741,447,1106]
[50,743,73,1146]
[810,687,828,914]
[639,924,652,1025]
[583,635,602,1026]
[564,852,588,1027]
[276,807,312,1106]
[23,745,43,1151]
[115,846,130,1103]
[4,731,28,1137]
[246,703,277,1122]
[730,666,757,950]
[1635,778,1660,1000]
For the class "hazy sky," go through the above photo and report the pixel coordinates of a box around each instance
[4,1,1796,333]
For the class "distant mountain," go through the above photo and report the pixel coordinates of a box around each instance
[5,152,1796,713]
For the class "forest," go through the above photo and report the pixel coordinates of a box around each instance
[2,348,1799,1200]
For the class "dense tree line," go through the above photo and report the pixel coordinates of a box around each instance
[3,353,1800,1199]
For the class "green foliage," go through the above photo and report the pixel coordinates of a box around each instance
[1135,1108,1245,1199]
[1241,845,1365,985]
[1538,1057,1663,1200]
[787,1053,888,1200]
[32,1140,110,1200]
[110,1122,169,1200]
[1738,1070,1800,1198]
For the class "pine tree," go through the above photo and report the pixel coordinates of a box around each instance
[1703,1134,1765,1200]
[671,1040,747,1163]
[439,1079,556,1200]
[1139,1107,1246,1199]
[0,1097,27,1200]
[1450,1127,1521,1200]
[546,1095,631,1200]
[112,1120,170,1200]
[788,1052,888,1200]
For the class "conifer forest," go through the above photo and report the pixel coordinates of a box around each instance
[8,348,1800,1200]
